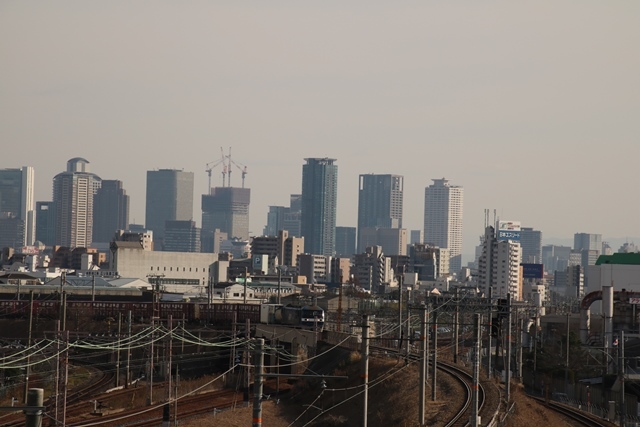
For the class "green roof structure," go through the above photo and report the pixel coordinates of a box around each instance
[595,253,640,265]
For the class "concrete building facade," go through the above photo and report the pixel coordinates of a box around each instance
[53,158,101,248]
[301,158,337,257]
[0,166,35,248]
[93,180,129,244]
[357,174,403,252]
[145,169,194,243]
[202,186,250,241]
[358,227,407,256]
[423,178,464,274]
[477,226,522,299]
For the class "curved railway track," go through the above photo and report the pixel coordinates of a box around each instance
[437,361,485,427]
[529,396,615,427]
[371,344,486,427]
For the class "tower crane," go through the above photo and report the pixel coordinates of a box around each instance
[205,148,228,194]
[227,147,248,188]
[206,147,248,190]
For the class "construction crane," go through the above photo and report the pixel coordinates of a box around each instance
[205,148,227,194]
[206,147,248,190]
[227,147,248,188]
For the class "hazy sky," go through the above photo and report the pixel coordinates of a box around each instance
[2,1,639,256]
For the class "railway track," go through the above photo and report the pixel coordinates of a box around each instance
[371,344,486,427]
[66,388,242,426]
[437,361,485,427]
[529,396,615,427]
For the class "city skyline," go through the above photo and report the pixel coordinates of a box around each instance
[2,2,639,257]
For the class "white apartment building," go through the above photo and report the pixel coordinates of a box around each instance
[478,226,522,299]
[423,178,463,274]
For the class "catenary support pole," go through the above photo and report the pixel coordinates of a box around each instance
[506,293,512,403]
[116,313,122,388]
[620,330,626,427]
[253,338,265,427]
[471,314,481,427]
[487,287,492,379]
[419,305,427,427]
[432,308,438,401]
[126,310,132,388]
[454,287,459,363]
[24,290,34,403]
[362,315,370,427]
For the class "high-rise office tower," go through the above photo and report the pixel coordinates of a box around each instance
[164,220,201,252]
[357,174,403,253]
[301,158,338,257]
[53,158,101,248]
[423,178,464,274]
[202,187,250,240]
[263,194,303,237]
[145,169,194,244]
[335,226,356,257]
[574,232,602,266]
[520,227,542,264]
[93,180,130,243]
[35,201,55,246]
[0,166,35,248]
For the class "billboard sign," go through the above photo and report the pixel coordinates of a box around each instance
[20,246,39,255]
[498,230,521,241]
[521,263,544,279]
[498,220,521,241]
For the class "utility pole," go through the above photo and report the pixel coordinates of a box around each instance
[55,320,60,425]
[487,288,492,379]
[453,288,459,364]
[167,315,173,403]
[398,285,403,357]
[505,293,512,403]
[470,313,481,427]
[147,318,155,406]
[244,267,248,304]
[23,290,34,403]
[432,308,438,401]
[62,330,69,427]
[174,366,179,427]
[361,315,370,427]
[565,311,570,388]
[245,318,251,397]
[252,338,265,427]
[126,310,132,388]
[518,317,523,382]
[405,289,411,358]
[620,330,626,427]
[116,313,122,388]
[419,305,427,427]
[277,267,282,305]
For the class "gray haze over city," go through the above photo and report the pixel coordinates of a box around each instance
[2,1,639,259]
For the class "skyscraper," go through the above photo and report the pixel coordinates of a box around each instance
[335,226,356,257]
[0,166,35,248]
[520,227,542,264]
[357,174,403,252]
[145,169,194,244]
[35,201,55,246]
[201,186,250,240]
[53,158,101,248]
[423,178,464,274]
[164,220,201,252]
[301,158,337,257]
[574,232,602,267]
[93,180,130,243]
